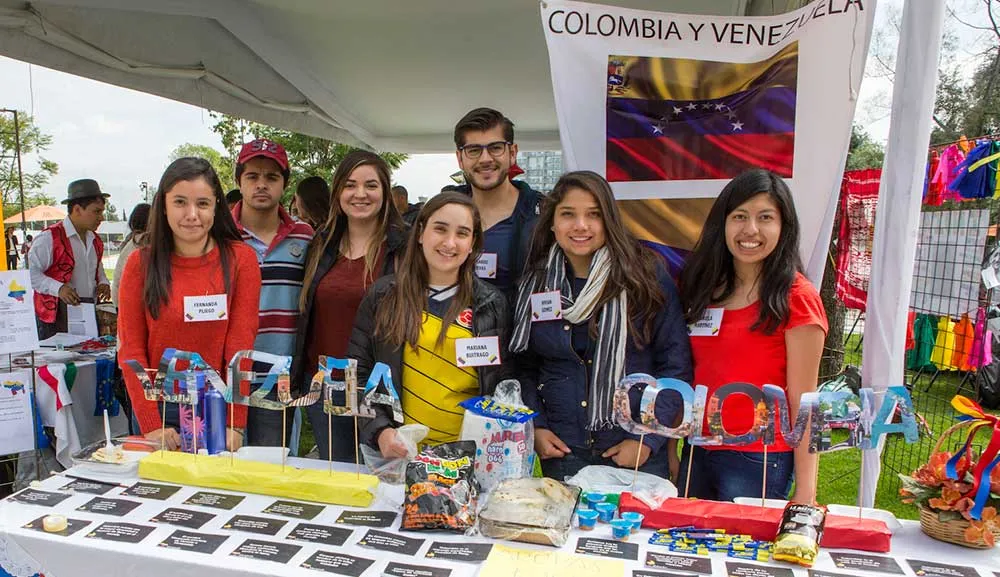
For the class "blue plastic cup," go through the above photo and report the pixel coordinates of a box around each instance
[621,511,644,533]
[611,519,632,541]
[577,509,599,531]
[584,492,606,509]
[594,502,616,523]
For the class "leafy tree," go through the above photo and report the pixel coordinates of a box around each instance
[209,113,408,203]
[846,126,886,170]
[169,143,236,191]
[0,112,59,218]
[103,200,122,222]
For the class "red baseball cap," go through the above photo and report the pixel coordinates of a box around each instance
[237,138,289,171]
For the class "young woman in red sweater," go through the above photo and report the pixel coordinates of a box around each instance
[118,157,261,452]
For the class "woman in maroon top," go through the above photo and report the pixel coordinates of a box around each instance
[292,150,407,461]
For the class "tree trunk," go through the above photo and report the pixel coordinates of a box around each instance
[820,216,847,381]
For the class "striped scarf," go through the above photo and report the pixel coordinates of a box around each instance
[511,245,627,430]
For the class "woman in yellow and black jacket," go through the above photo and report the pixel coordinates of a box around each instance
[347,192,511,458]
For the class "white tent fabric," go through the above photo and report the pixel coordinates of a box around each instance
[859,0,945,508]
[0,0,764,153]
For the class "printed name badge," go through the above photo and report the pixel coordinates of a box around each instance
[183,294,228,322]
[455,337,501,367]
[687,307,724,337]
[530,290,562,322]
[475,253,498,279]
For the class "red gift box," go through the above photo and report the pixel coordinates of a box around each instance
[619,494,892,552]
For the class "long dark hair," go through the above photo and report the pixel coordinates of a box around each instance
[524,171,665,346]
[374,193,483,348]
[123,203,151,246]
[679,168,802,334]
[294,176,331,230]
[143,157,242,319]
[300,150,403,311]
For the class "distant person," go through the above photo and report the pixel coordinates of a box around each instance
[393,185,421,225]
[225,189,242,210]
[294,176,332,230]
[111,203,151,306]
[231,138,314,447]
[28,179,111,339]
[118,157,259,451]
[5,227,19,270]
[453,107,541,301]
[20,234,32,262]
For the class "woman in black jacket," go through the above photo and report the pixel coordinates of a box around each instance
[347,192,510,458]
[293,150,406,462]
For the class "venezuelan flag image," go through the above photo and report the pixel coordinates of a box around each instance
[607,42,798,182]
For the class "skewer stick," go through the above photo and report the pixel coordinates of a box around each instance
[161,395,167,456]
[354,414,361,479]
[328,411,333,476]
[683,442,694,498]
[858,456,865,520]
[282,407,288,472]
[632,433,645,490]
[230,401,235,467]
[761,444,768,507]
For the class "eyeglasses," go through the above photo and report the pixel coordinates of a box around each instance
[459,141,511,159]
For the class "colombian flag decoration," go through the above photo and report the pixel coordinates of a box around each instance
[607,42,798,182]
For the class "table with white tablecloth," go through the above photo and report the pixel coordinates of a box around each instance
[1,457,999,577]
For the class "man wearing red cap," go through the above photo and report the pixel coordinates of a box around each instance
[453,107,541,302]
[231,139,314,447]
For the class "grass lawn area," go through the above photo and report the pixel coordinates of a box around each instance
[815,334,990,520]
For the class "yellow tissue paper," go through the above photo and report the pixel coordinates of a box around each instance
[138,451,378,507]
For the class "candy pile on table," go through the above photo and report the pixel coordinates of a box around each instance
[649,526,771,561]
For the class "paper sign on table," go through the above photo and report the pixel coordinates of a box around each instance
[644,551,712,574]
[426,542,493,563]
[229,538,301,564]
[158,530,229,554]
[634,571,700,577]
[285,523,353,547]
[335,510,397,527]
[575,537,639,560]
[76,496,142,517]
[0,272,39,354]
[478,543,624,577]
[827,552,902,574]
[0,370,36,455]
[300,551,375,576]
[184,491,245,510]
[85,522,155,544]
[384,562,451,577]
[7,488,71,507]
[122,481,182,501]
[725,562,794,577]
[60,478,118,495]
[221,514,287,536]
[356,529,424,556]
[150,508,216,530]
[261,499,324,520]
[905,559,980,577]
[67,302,98,337]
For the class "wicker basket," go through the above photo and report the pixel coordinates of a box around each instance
[916,421,1000,548]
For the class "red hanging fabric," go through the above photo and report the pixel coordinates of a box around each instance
[836,168,881,311]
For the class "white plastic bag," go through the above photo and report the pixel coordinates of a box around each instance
[565,464,677,509]
[458,380,537,494]
[359,424,428,484]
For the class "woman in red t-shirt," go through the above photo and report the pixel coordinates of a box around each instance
[118,157,261,452]
[677,169,827,503]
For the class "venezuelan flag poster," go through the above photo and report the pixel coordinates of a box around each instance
[542,0,874,282]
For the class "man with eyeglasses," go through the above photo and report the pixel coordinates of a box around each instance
[453,107,541,301]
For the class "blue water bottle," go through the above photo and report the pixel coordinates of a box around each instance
[203,377,228,455]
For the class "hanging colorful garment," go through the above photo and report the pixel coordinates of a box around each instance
[969,308,989,369]
[94,357,120,417]
[925,150,942,205]
[930,145,965,204]
[951,141,1000,200]
[951,313,975,371]
[906,310,916,350]
[906,314,938,371]
[930,317,959,370]
[835,169,880,311]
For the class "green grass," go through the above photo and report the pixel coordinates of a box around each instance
[815,334,991,520]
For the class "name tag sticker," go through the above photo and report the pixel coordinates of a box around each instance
[475,253,498,279]
[688,307,724,337]
[530,290,562,322]
[183,294,228,322]
[455,337,501,367]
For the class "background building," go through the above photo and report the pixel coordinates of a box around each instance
[518,150,563,193]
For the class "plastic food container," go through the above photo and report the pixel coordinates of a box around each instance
[594,502,616,523]
[71,437,158,478]
[577,509,599,531]
[584,492,606,508]
[621,511,644,533]
[611,519,632,541]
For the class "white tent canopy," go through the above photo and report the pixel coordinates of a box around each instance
[0,0,804,153]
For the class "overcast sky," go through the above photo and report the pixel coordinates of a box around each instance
[0,0,988,215]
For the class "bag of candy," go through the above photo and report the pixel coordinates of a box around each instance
[401,441,478,532]
[773,502,827,567]
[458,380,537,493]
